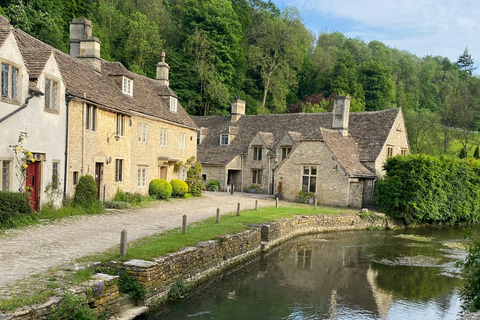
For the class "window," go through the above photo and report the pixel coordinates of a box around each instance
[253,146,262,160]
[197,133,201,146]
[138,123,147,143]
[45,78,59,110]
[86,105,97,131]
[401,148,407,156]
[115,159,123,181]
[170,96,177,112]
[202,174,206,181]
[72,171,79,186]
[177,168,186,181]
[1,62,20,102]
[281,147,292,161]
[160,128,168,146]
[52,162,59,190]
[387,146,394,157]
[115,114,125,136]
[1,160,10,191]
[179,132,186,150]
[122,77,133,96]
[138,168,147,187]
[302,166,317,193]
[220,134,229,146]
[252,169,262,184]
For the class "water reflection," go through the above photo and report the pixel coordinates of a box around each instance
[144,227,476,320]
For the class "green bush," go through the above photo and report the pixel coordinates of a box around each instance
[112,189,152,205]
[206,179,220,191]
[376,154,480,224]
[458,238,480,313]
[0,191,35,228]
[149,179,172,199]
[170,179,188,197]
[49,292,97,320]
[74,175,97,207]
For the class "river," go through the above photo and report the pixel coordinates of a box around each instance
[143,226,477,320]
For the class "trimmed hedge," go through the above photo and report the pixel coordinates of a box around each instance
[149,179,172,199]
[376,154,480,224]
[74,174,97,207]
[170,179,188,198]
[0,191,35,228]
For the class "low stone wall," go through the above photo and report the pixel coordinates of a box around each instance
[125,229,261,301]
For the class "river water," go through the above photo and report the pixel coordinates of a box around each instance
[145,226,477,320]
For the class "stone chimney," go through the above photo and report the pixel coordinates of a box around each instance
[231,98,245,122]
[69,19,101,72]
[332,95,351,136]
[156,50,170,87]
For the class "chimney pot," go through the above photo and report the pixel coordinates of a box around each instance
[231,99,245,122]
[156,50,170,86]
[69,19,101,72]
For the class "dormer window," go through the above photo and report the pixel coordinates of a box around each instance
[170,96,177,112]
[220,134,229,146]
[122,77,133,96]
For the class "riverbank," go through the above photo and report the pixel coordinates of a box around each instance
[0,208,401,320]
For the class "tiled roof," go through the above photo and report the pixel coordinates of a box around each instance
[258,132,275,148]
[193,109,400,165]
[321,128,374,177]
[9,19,196,129]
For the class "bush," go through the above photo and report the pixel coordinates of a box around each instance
[376,154,480,224]
[149,179,172,199]
[170,179,188,197]
[74,175,97,207]
[0,191,35,228]
[206,179,220,191]
[112,189,152,205]
[458,238,480,313]
[49,292,97,320]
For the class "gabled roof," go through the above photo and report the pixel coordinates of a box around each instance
[7,16,196,129]
[193,109,400,165]
[320,128,374,177]
[257,132,275,148]
[0,25,12,48]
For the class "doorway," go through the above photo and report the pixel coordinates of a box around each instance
[159,166,168,180]
[95,162,103,200]
[26,162,40,211]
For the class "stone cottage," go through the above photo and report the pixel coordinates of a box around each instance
[193,96,409,208]
[0,16,67,210]
[2,16,198,203]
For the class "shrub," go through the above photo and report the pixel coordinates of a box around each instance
[458,238,480,313]
[0,191,34,228]
[112,189,152,205]
[118,271,147,300]
[206,179,220,191]
[170,179,188,197]
[149,179,172,199]
[49,292,97,320]
[74,175,97,207]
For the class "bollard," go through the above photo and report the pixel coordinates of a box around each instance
[120,229,127,256]
[237,202,240,216]
[216,208,220,223]
[314,199,317,209]
[182,214,187,234]
[230,183,234,195]
[275,197,279,208]
[255,199,258,211]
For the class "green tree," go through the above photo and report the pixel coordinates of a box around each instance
[474,146,479,159]
[404,108,440,155]
[358,60,395,111]
[459,148,466,159]
[457,47,477,76]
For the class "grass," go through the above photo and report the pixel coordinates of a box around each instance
[0,290,56,311]
[79,205,357,262]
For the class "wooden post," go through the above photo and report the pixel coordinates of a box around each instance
[237,202,240,216]
[120,229,127,256]
[182,214,187,234]
[216,208,220,223]
[230,183,234,195]
[255,200,258,211]
[314,199,317,209]
[275,197,279,208]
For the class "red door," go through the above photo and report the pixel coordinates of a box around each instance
[26,162,40,211]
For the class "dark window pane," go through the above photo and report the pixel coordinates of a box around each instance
[311,167,317,175]
[309,177,316,193]
[303,166,309,175]
[302,176,308,192]
[45,79,51,108]
[92,106,96,131]
[11,68,18,100]
[1,64,8,97]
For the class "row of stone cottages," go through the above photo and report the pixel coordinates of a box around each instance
[0,16,410,210]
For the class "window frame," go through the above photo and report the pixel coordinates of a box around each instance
[115,159,123,182]
[160,128,168,146]
[115,113,125,137]
[44,76,60,113]
[179,132,186,150]
[52,161,60,190]
[72,171,79,186]
[122,76,133,96]
[170,96,177,112]
[252,146,263,160]
[252,169,263,184]
[86,105,97,131]
[387,146,394,157]
[401,148,407,156]
[301,166,317,193]
[138,123,147,143]
[220,134,229,146]
[0,60,21,103]
[1,159,11,191]
[281,147,292,161]
[137,168,147,187]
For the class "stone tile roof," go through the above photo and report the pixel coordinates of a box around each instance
[258,132,275,148]
[321,128,374,177]
[9,18,196,129]
[193,109,400,165]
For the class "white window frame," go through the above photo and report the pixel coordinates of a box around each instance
[160,128,168,146]
[170,96,177,112]
[115,159,123,182]
[86,105,97,131]
[52,161,60,190]
[122,76,133,96]
[115,113,125,136]
[138,123,147,143]
[44,77,59,111]
[179,132,186,150]
[302,166,317,193]
[220,134,229,146]
[1,61,21,102]
[1,159,12,191]
[137,168,147,187]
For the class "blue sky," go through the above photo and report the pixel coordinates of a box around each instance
[270,0,480,71]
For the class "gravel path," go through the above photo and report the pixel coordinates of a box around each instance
[0,192,275,289]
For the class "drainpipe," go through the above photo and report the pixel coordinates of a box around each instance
[63,95,72,199]
[0,90,41,123]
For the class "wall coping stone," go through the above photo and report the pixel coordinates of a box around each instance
[124,260,156,268]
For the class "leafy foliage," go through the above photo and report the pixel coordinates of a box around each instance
[170,179,188,198]
[49,292,97,320]
[148,179,172,200]
[458,239,480,313]
[0,191,34,228]
[184,157,204,197]
[376,154,480,224]
[74,175,97,207]
[205,179,220,191]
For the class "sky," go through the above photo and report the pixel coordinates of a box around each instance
[270,0,480,70]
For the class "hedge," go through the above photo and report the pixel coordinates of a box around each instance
[149,179,172,199]
[170,179,188,198]
[376,154,480,224]
[0,191,34,228]
[74,174,97,207]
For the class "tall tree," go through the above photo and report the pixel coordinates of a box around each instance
[457,47,477,76]
[358,60,395,111]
